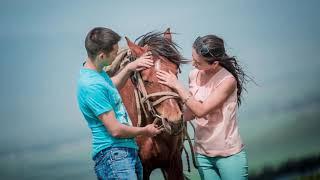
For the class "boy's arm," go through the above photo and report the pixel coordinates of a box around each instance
[111,52,153,89]
[98,110,162,138]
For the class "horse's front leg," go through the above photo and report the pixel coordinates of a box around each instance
[142,166,153,180]
[163,154,184,180]
[161,168,168,180]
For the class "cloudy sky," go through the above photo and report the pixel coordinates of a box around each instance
[1,0,319,179]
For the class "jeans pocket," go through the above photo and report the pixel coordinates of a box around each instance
[110,148,129,162]
[94,150,110,169]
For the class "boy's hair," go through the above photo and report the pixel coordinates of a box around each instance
[85,27,121,59]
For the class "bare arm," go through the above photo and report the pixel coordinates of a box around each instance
[183,106,195,121]
[111,52,153,89]
[175,78,236,117]
[157,70,236,118]
[110,65,133,90]
[98,110,162,138]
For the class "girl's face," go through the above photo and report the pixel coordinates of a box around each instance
[192,48,217,71]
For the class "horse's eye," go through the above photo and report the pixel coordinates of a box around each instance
[143,80,152,85]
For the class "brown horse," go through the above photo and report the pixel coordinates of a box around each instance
[109,29,187,180]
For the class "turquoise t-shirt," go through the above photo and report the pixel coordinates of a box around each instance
[77,68,138,158]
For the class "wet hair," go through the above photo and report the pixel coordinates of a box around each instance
[193,35,251,105]
[85,27,121,59]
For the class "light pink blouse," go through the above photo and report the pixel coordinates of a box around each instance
[189,67,244,157]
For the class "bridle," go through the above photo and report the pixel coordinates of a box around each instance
[128,55,184,136]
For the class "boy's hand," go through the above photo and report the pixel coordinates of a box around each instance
[127,51,154,72]
[142,123,163,137]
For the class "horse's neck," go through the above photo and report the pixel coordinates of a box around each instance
[104,48,129,76]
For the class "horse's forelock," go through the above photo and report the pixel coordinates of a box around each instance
[135,31,188,67]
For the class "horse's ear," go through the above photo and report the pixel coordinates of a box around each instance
[125,37,146,57]
[164,28,172,42]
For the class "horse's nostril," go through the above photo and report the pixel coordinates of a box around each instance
[170,119,182,125]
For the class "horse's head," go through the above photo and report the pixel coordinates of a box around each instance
[126,28,185,135]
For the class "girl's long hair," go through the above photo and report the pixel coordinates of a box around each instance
[193,35,252,105]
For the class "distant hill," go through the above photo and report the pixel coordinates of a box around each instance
[250,153,320,180]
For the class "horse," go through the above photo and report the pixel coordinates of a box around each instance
[106,28,188,180]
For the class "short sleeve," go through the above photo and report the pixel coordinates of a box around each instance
[86,84,113,116]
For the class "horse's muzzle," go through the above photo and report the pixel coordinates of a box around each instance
[161,118,184,136]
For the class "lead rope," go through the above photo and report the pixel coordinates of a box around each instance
[184,122,198,170]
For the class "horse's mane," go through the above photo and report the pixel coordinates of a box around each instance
[135,31,189,67]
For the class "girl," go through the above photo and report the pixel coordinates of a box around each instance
[156,35,249,180]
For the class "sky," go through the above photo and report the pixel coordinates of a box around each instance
[0,0,319,179]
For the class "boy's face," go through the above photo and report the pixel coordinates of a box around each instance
[106,44,119,64]
[98,43,119,66]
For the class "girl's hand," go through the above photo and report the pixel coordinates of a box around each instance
[156,70,180,89]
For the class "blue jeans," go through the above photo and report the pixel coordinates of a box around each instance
[93,147,143,180]
[196,150,248,180]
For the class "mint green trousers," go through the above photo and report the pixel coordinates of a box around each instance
[195,150,248,180]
